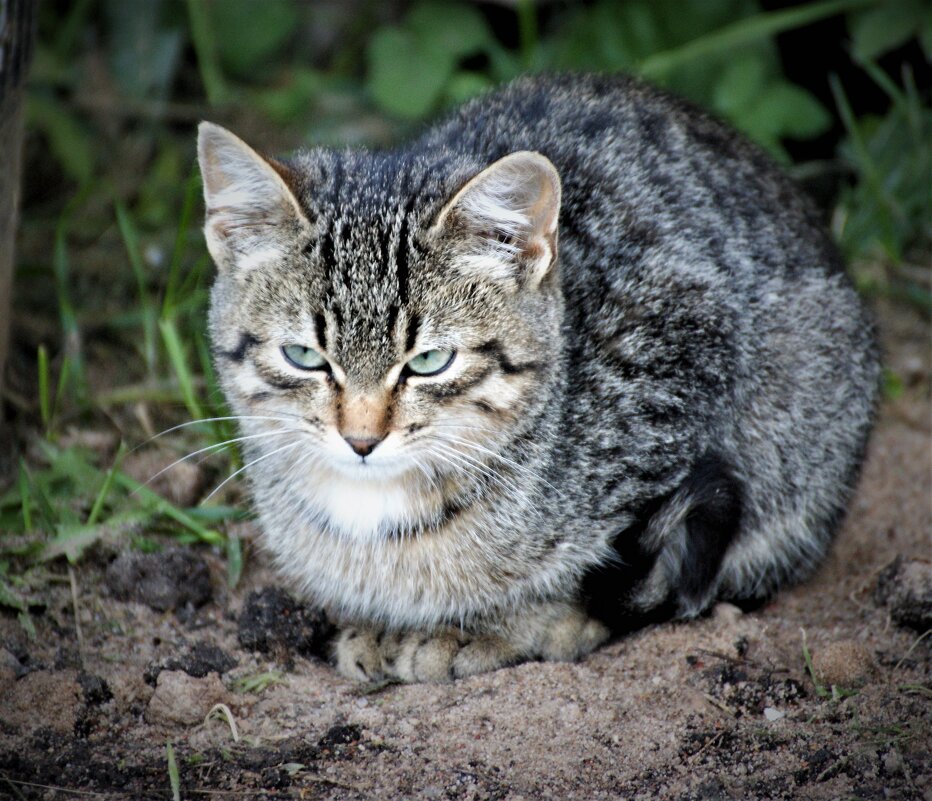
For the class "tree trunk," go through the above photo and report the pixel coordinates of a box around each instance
[0,0,37,414]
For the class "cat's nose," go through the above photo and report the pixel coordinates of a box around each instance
[344,436,382,457]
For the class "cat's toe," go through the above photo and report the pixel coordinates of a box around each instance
[452,635,520,677]
[394,632,462,682]
[390,631,521,681]
[334,626,384,682]
[538,610,610,662]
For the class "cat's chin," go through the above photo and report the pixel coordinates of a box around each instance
[294,459,438,543]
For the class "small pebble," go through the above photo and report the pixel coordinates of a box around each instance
[882,749,903,776]
[763,707,785,721]
[810,640,876,688]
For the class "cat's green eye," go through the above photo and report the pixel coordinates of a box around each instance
[405,349,456,377]
[282,344,327,370]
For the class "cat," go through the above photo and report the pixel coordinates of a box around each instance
[197,73,879,682]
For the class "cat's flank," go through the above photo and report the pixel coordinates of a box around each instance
[198,73,878,683]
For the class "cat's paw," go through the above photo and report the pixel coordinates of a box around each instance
[333,626,520,683]
[537,607,610,662]
[333,626,385,682]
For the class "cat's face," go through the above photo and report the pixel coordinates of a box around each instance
[199,124,563,510]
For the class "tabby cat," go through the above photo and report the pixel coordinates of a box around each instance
[197,73,878,682]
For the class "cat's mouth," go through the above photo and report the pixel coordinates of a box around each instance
[323,437,415,481]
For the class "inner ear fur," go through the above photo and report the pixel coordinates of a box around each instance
[197,121,310,273]
[431,151,562,288]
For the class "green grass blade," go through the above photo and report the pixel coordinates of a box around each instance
[226,532,242,588]
[829,74,900,259]
[19,461,57,534]
[166,741,181,801]
[855,55,906,105]
[18,464,33,532]
[115,200,158,376]
[179,253,213,301]
[160,318,206,421]
[186,0,228,105]
[50,355,72,433]
[800,628,830,698]
[114,472,223,546]
[86,444,126,526]
[37,345,50,432]
[195,328,238,455]
[640,0,875,78]
[162,167,203,316]
[517,0,539,69]
[53,218,86,400]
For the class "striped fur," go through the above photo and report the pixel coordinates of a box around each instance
[199,74,879,682]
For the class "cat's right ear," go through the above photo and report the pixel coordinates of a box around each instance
[430,151,561,290]
[197,122,310,273]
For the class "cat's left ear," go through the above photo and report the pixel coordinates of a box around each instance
[431,151,561,289]
[197,122,311,273]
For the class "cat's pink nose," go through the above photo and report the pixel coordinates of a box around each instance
[344,436,381,457]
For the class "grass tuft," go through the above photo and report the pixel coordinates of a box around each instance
[166,741,181,801]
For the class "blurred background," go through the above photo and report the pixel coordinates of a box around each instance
[1,0,929,614]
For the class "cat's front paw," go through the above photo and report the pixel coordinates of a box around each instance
[333,626,520,683]
[334,626,385,682]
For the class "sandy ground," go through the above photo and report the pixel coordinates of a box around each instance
[0,303,929,801]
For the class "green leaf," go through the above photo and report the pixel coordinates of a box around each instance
[407,1,492,59]
[443,72,494,106]
[641,0,874,78]
[212,0,299,79]
[921,8,932,58]
[751,81,832,140]
[17,612,37,641]
[882,369,905,400]
[26,95,95,186]
[366,27,454,119]
[0,577,28,612]
[712,55,768,115]
[850,0,926,62]
[106,0,182,101]
[254,68,324,123]
[44,523,111,564]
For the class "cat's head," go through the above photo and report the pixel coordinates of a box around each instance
[198,122,563,490]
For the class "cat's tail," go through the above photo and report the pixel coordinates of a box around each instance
[631,445,861,619]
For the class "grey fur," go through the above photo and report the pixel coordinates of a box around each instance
[199,73,879,682]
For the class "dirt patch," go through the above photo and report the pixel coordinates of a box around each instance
[875,556,932,632]
[105,547,213,613]
[0,305,929,800]
[237,586,334,664]
[144,641,238,685]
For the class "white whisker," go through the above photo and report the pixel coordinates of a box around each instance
[203,439,305,502]
[140,429,306,489]
[428,441,514,498]
[436,433,563,497]
[138,414,306,450]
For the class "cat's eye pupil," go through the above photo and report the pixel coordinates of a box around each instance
[282,344,327,370]
[405,349,455,377]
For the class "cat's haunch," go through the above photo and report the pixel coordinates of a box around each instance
[198,73,879,683]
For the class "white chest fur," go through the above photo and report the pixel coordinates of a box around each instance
[297,469,433,541]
